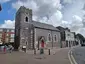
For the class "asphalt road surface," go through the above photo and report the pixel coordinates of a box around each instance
[72,46,85,64]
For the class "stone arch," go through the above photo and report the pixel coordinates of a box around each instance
[37,36,45,50]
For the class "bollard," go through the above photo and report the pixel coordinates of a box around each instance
[48,49,50,55]
[34,49,36,55]
[40,48,44,54]
[24,48,26,53]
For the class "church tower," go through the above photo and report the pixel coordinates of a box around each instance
[14,6,34,50]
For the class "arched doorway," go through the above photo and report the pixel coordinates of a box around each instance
[37,36,45,50]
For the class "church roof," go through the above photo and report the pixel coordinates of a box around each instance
[31,21,60,31]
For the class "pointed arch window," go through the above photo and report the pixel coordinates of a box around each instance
[54,35,57,41]
[48,33,51,41]
[25,17,28,22]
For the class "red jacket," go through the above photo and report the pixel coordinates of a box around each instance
[41,40,44,48]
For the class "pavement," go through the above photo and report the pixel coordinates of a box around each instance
[33,48,70,64]
[25,47,67,55]
[0,47,72,64]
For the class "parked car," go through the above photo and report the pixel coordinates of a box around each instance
[81,42,85,46]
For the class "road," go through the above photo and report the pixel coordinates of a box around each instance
[0,48,70,64]
[72,46,85,64]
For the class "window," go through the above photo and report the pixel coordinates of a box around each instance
[10,38,14,42]
[31,30,33,34]
[26,42,28,45]
[66,40,68,47]
[10,34,14,37]
[67,34,70,36]
[54,35,57,41]
[6,34,9,36]
[25,27,28,29]
[48,33,51,41]
[7,29,9,32]
[31,30,33,39]
[0,39,2,42]
[0,33,2,37]
[25,17,28,22]
[0,29,3,32]
[5,38,9,43]
[11,30,14,32]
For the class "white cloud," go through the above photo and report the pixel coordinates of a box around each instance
[33,15,38,21]
[12,0,63,28]
[59,14,84,36]
[60,0,85,37]
[37,10,63,26]
[72,15,82,21]
[49,10,63,26]
[61,15,83,35]
[70,15,83,31]
[62,0,73,4]
[12,1,24,10]
[60,20,71,28]
[52,10,63,21]
[0,0,10,3]
[11,0,85,37]
[12,0,39,13]
[61,0,84,21]
[0,20,15,29]
[12,0,62,21]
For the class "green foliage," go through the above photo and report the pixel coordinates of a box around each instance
[76,33,85,42]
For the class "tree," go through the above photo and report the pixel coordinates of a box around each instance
[76,33,85,43]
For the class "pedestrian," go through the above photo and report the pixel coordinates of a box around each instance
[9,45,13,53]
[3,45,6,54]
[0,46,1,52]
[40,39,44,54]
[22,46,26,53]
[41,40,44,48]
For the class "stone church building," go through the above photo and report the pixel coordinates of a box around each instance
[14,6,61,50]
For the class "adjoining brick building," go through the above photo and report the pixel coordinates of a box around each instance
[14,6,61,50]
[0,28,14,44]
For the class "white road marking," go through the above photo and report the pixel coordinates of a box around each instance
[68,50,73,64]
[68,49,78,64]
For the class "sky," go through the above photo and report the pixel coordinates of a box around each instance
[0,0,85,36]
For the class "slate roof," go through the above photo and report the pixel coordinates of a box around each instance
[31,21,60,31]
[56,26,70,32]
